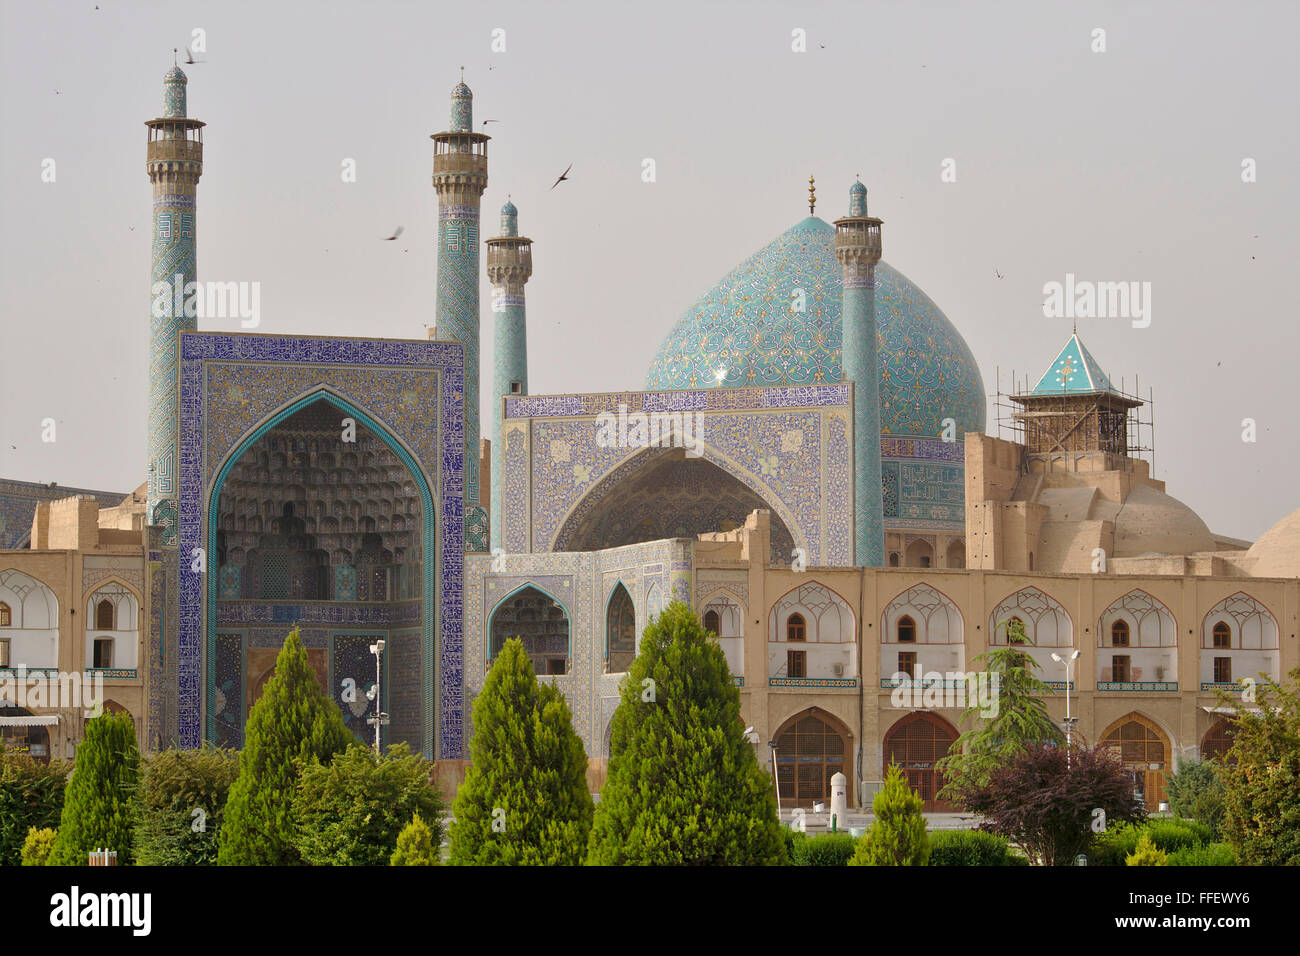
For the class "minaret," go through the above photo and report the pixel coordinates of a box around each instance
[485,200,533,552]
[146,62,204,545]
[431,75,489,516]
[834,181,885,566]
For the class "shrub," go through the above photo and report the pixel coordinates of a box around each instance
[1167,842,1237,866]
[48,711,141,865]
[929,829,1012,866]
[217,627,352,866]
[964,741,1142,866]
[449,638,592,865]
[1166,758,1225,838]
[391,813,440,866]
[790,832,856,866]
[849,764,929,866]
[1089,818,1215,865]
[134,747,239,866]
[21,827,57,866]
[588,602,785,865]
[1126,833,1168,866]
[293,743,444,866]
[0,752,70,866]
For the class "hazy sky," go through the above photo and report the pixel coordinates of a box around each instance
[1,0,1296,540]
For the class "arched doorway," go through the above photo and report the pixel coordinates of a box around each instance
[605,582,635,673]
[552,446,798,565]
[773,708,850,806]
[206,391,433,754]
[883,712,958,811]
[490,586,572,676]
[1101,713,1170,810]
[1201,718,1237,763]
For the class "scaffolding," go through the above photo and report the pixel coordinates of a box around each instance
[992,366,1156,477]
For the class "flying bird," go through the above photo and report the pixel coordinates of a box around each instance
[551,163,573,190]
[995,268,1004,279]
[482,119,499,126]
[185,47,205,64]
[381,226,404,241]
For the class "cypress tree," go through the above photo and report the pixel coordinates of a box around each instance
[390,813,439,866]
[586,601,786,865]
[448,637,593,865]
[47,710,141,865]
[217,627,351,865]
[848,762,930,866]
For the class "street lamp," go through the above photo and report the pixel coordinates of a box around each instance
[769,740,782,818]
[366,640,388,753]
[1051,649,1081,766]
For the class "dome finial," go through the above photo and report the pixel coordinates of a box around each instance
[808,175,816,215]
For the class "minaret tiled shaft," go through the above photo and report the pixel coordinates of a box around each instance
[146,66,204,545]
[835,182,885,566]
[485,202,532,552]
[431,81,489,506]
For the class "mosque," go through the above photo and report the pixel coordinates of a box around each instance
[2,68,1297,812]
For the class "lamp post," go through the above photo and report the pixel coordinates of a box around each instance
[769,740,782,819]
[366,640,387,753]
[1051,649,1081,766]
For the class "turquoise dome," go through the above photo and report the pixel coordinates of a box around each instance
[645,216,986,437]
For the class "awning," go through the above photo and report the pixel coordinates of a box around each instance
[0,714,60,727]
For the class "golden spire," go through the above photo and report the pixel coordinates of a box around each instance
[808,175,816,215]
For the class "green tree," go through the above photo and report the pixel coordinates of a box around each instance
[0,751,69,866]
[938,617,1064,804]
[294,743,444,866]
[1218,666,1300,865]
[21,826,57,866]
[587,601,785,866]
[449,638,592,865]
[217,627,352,865]
[1126,832,1168,866]
[391,813,439,866]
[134,746,239,866]
[1165,757,1225,839]
[849,763,930,866]
[48,710,141,865]
[966,741,1142,866]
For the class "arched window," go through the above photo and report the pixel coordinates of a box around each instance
[1201,719,1236,763]
[1101,715,1169,809]
[774,709,849,804]
[703,609,720,634]
[884,713,958,812]
[786,613,806,642]
[96,599,114,631]
[888,552,900,567]
[0,602,9,627]
[1212,621,1231,649]
[605,583,635,673]
[1111,620,1130,647]
[491,586,572,676]
[897,615,916,643]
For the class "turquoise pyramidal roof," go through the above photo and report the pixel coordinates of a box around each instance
[1030,333,1116,395]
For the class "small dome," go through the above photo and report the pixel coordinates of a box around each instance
[1246,507,1300,578]
[501,199,517,216]
[645,216,986,437]
[452,80,471,96]
[165,65,187,82]
[849,180,867,196]
[1111,484,1217,558]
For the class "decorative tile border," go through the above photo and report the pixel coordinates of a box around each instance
[772,677,858,688]
[1097,681,1179,692]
